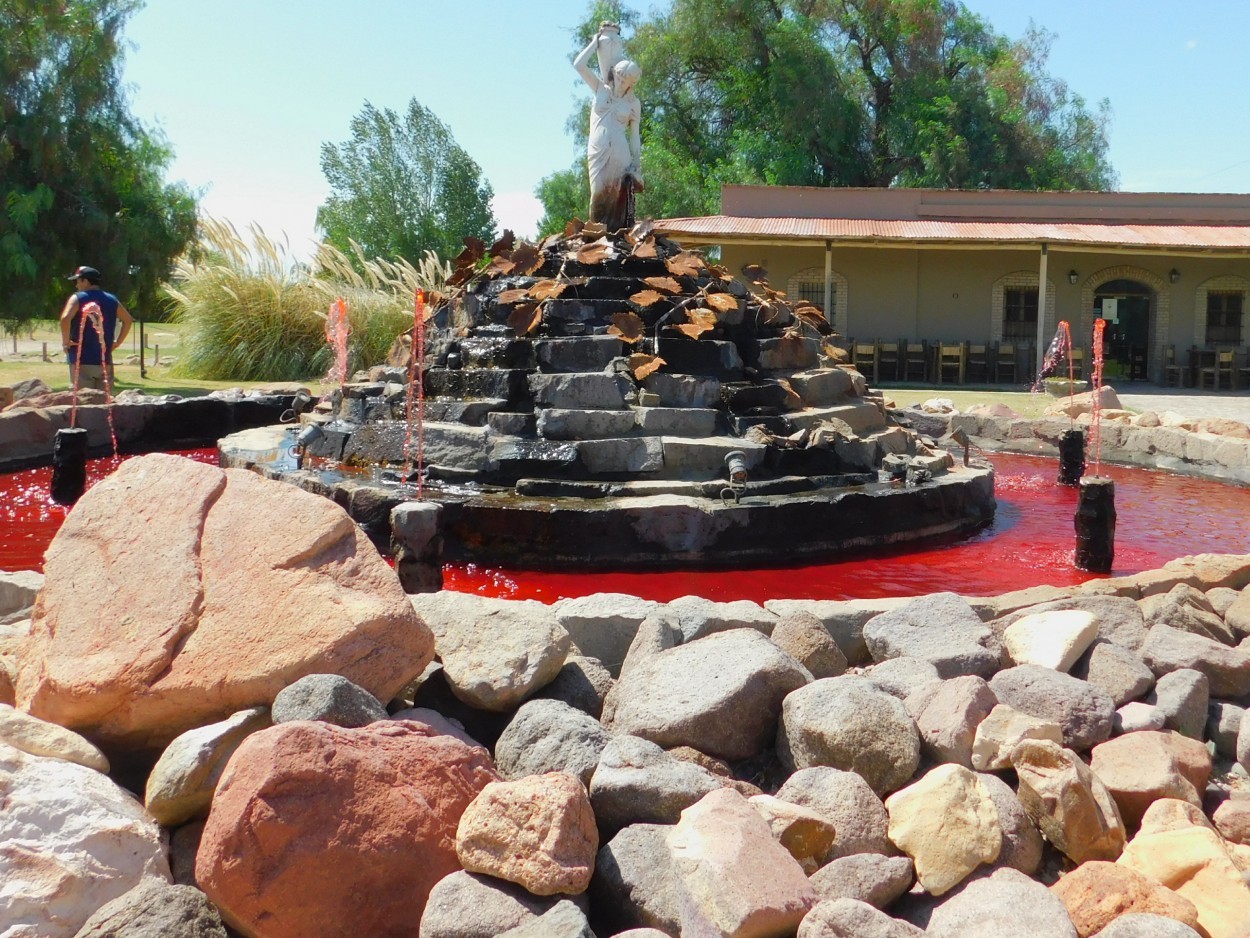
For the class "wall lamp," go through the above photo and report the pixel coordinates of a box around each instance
[1068,270,1079,285]
[1170,268,1180,283]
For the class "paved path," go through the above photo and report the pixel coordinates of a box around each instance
[1113,385,1250,422]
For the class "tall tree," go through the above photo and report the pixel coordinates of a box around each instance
[0,0,198,325]
[538,0,1116,227]
[317,100,497,266]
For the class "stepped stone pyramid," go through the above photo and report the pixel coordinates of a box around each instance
[223,224,994,568]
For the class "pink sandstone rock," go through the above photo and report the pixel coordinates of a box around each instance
[16,454,434,749]
[456,772,598,896]
[1089,731,1212,828]
[1050,860,1200,937]
[196,720,498,938]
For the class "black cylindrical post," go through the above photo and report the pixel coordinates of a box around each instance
[1057,428,1086,486]
[1074,476,1115,573]
[50,427,90,505]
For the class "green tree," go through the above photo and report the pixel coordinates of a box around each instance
[539,0,1116,225]
[0,0,198,325]
[317,100,497,266]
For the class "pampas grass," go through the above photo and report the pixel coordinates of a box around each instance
[166,218,449,382]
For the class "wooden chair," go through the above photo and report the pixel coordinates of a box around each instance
[1238,350,1250,390]
[935,343,966,384]
[965,343,989,383]
[1162,345,1189,388]
[1068,348,1086,380]
[852,342,878,381]
[901,342,928,381]
[1199,349,1236,389]
[876,341,900,381]
[993,343,1017,384]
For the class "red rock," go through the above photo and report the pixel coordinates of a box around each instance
[196,720,498,938]
[17,455,433,749]
[1050,860,1200,937]
[1213,800,1250,846]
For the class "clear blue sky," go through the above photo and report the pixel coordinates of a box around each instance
[121,1,1250,261]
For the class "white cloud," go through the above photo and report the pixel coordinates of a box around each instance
[1185,39,1198,50]
[492,192,545,240]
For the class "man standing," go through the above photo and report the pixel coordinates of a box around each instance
[60,265,133,390]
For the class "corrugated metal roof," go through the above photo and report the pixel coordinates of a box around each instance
[655,215,1250,251]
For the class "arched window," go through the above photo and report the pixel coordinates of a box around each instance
[991,272,1055,344]
[1194,276,1249,346]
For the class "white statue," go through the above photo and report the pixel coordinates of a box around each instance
[574,23,643,232]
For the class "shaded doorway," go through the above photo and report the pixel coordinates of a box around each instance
[1094,279,1152,381]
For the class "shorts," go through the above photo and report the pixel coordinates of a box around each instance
[69,363,114,391]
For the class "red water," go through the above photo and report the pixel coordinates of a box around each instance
[4,452,1249,604]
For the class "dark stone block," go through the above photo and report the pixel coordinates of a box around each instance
[459,336,537,369]
[655,338,744,379]
[424,368,531,403]
[763,446,846,477]
[722,382,791,413]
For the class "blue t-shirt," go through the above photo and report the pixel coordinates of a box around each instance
[69,289,120,366]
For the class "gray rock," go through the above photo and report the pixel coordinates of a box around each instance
[1092,912,1203,938]
[419,871,567,938]
[778,675,920,795]
[1238,707,1250,773]
[665,595,777,642]
[1140,625,1250,698]
[494,699,613,786]
[169,820,204,887]
[589,824,682,936]
[579,437,664,474]
[71,878,227,937]
[555,593,661,677]
[861,657,942,700]
[765,598,883,665]
[617,611,682,681]
[496,900,595,938]
[411,591,570,711]
[995,595,1148,652]
[389,707,482,748]
[925,868,1078,938]
[1115,702,1167,733]
[771,611,849,679]
[774,767,892,861]
[1139,584,1236,646]
[976,772,1043,875]
[798,898,925,938]
[1145,669,1209,740]
[1206,587,1241,618]
[537,408,637,440]
[529,372,631,409]
[863,593,998,679]
[989,665,1115,751]
[589,735,723,833]
[535,656,615,719]
[809,854,914,909]
[603,629,810,762]
[0,569,42,621]
[1072,641,1155,707]
[271,674,387,727]
[1207,700,1247,759]
[1226,590,1250,639]
[611,931,671,938]
[642,372,720,408]
[911,676,998,768]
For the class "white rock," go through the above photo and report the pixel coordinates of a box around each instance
[1003,610,1098,672]
[971,704,1064,771]
[0,702,109,772]
[0,742,171,938]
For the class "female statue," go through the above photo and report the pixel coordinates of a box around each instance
[574,24,644,231]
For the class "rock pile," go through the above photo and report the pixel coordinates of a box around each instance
[2,460,1250,937]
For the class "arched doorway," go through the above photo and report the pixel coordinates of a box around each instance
[1094,279,1153,381]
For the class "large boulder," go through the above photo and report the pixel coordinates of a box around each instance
[990,664,1115,751]
[456,772,598,896]
[666,789,817,937]
[16,455,433,749]
[0,742,171,938]
[0,702,109,771]
[1003,610,1099,672]
[774,766,892,860]
[196,720,497,937]
[1139,584,1236,646]
[808,854,915,909]
[589,734,724,833]
[995,595,1148,653]
[1140,625,1250,699]
[603,628,810,761]
[778,675,919,795]
[798,898,926,938]
[862,593,998,678]
[554,593,660,676]
[925,868,1079,938]
[419,871,574,938]
[977,771,1044,875]
[70,878,228,938]
[1049,860,1200,938]
[589,824,682,936]
[494,698,613,786]
[910,675,998,768]
[1089,731,1211,828]
[409,591,571,711]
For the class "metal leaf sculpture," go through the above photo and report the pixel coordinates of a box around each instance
[528,279,568,302]
[490,231,516,256]
[609,311,646,344]
[631,237,658,259]
[665,251,705,278]
[497,288,529,305]
[776,377,803,410]
[741,263,768,283]
[671,308,717,339]
[564,218,585,238]
[643,276,682,294]
[629,289,666,309]
[629,353,666,380]
[455,237,486,268]
[708,263,736,282]
[581,221,608,238]
[705,293,739,315]
[506,303,543,335]
[577,238,613,264]
[795,302,833,335]
[509,242,543,277]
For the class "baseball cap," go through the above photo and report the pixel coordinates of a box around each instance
[66,265,101,283]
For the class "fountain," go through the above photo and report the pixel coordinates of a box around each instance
[218,223,995,581]
[1033,321,1086,486]
[1075,318,1115,573]
[52,301,120,505]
